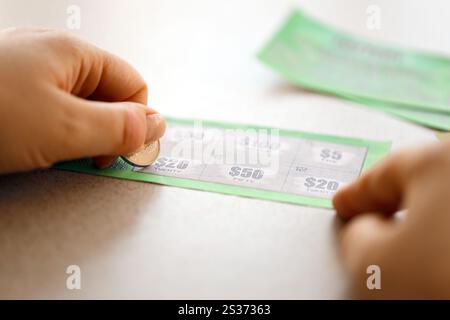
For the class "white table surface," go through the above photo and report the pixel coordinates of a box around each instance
[0,0,442,299]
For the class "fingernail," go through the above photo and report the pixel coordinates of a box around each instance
[146,113,163,143]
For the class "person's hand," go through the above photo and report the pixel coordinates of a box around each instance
[333,141,450,299]
[0,28,166,174]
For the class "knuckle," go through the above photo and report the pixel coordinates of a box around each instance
[43,30,85,58]
[45,29,75,42]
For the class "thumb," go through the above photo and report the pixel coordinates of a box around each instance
[51,96,165,163]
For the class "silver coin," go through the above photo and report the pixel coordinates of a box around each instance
[121,140,160,167]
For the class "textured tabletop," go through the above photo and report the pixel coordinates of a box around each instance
[0,0,442,298]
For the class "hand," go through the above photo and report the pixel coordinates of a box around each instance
[0,28,166,174]
[333,141,450,299]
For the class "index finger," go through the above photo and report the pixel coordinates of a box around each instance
[39,30,148,105]
[73,44,148,104]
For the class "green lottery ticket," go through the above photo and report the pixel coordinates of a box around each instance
[55,117,391,208]
[258,10,450,117]
[379,108,450,131]
[345,94,450,131]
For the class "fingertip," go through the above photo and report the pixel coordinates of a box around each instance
[332,188,345,210]
[114,103,166,155]
[333,186,354,220]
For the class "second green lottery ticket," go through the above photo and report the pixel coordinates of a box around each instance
[258,10,450,130]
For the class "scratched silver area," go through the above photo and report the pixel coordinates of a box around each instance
[135,124,367,199]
